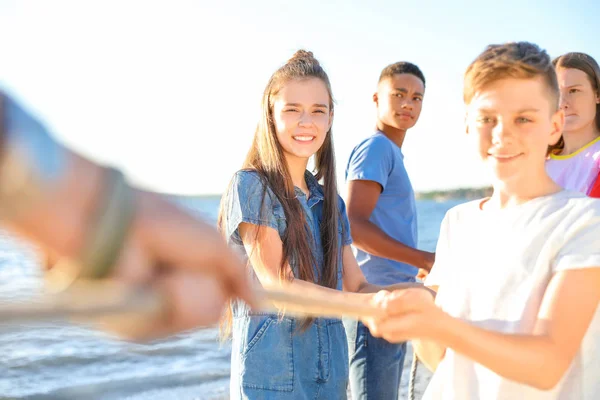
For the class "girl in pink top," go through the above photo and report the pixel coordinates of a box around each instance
[546,52,600,197]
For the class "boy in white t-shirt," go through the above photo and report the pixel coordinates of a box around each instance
[362,42,600,399]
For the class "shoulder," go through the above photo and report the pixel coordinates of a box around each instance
[589,136,600,153]
[229,169,279,202]
[542,190,599,211]
[347,133,398,173]
[518,191,600,239]
[231,169,273,192]
[232,169,265,185]
[556,191,600,221]
[352,132,395,154]
[549,192,600,270]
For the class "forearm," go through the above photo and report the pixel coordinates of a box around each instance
[351,219,432,270]
[434,312,568,390]
[357,281,425,294]
[260,278,375,318]
[267,278,372,302]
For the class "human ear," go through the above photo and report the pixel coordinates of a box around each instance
[549,108,565,145]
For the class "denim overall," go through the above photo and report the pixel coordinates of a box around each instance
[225,170,352,399]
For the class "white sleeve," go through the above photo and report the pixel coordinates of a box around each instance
[553,202,600,272]
[425,211,452,288]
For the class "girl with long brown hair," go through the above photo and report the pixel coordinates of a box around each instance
[218,50,422,399]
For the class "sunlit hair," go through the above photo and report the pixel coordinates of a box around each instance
[464,42,561,155]
[464,42,558,107]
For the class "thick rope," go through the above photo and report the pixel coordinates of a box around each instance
[408,350,419,400]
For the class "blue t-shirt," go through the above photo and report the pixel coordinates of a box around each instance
[345,131,418,284]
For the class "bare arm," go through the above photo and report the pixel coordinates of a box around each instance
[346,180,434,271]
[0,92,256,339]
[239,223,373,302]
[370,268,600,390]
[239,223,427,320]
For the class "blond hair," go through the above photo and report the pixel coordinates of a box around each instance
[464,42,559,109]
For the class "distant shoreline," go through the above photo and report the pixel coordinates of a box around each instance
[173,187,494,202]
[415,186,493,201]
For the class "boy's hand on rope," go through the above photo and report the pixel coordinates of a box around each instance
[362,288,439,343]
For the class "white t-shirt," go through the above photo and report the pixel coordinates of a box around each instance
[424,190,600,400]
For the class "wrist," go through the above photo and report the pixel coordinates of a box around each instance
[0,91,103,256]
[419,250,434,271]
[47,167,137,289]
[50,155,106,257]
[426,308,457,344]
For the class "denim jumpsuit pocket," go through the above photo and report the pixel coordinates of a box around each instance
[240,315,295,392]
[326,320,349,382]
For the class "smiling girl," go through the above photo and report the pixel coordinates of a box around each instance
[218,50,422,400]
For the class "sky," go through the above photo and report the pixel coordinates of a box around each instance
[1,0,599,195]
